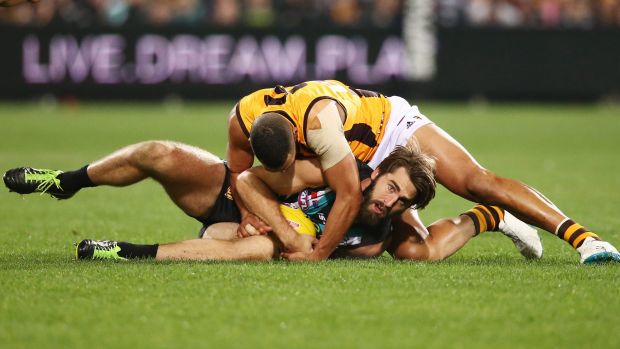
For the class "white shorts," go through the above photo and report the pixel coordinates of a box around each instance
[366,96,433,169]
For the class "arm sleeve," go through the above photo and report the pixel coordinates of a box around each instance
[306,110,352,170]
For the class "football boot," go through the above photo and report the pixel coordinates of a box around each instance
[498,211,543,259]
[3,167,76,199]
[75,240,127,261]
[577,237,620,264]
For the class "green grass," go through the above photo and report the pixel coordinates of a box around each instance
[1,101,619,349]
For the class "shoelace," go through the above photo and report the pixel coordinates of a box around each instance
[95,242,116,251]
[24,169,63,195]
[92,242,122,259]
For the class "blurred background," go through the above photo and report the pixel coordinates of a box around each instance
[0,0,619,101]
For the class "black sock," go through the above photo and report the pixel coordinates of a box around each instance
[117,242,159,259]
[57,165,97,192]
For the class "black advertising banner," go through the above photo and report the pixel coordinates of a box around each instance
[0,26,407,99]
[0,25,619,100]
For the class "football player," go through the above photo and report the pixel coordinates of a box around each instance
[227,80,619,263]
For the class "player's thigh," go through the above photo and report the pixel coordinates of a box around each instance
[411,124,486,198]
[157,143,226,206]
[152,142,225,187]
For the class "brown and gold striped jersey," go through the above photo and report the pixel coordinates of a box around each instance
[235,80,391,162]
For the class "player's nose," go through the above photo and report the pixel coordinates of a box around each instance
[384,195,398,208]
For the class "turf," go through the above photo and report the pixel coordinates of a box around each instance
[0,101,619,349]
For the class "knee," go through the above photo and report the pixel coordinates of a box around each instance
[131,140,176,168]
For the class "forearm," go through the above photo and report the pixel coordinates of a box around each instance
[311,154,363,259]
[229,172,252,218]
[312,194,360,259]
[236,172,300,248]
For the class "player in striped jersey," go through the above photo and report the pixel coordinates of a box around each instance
[228,80,619,264]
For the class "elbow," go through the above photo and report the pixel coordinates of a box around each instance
[235,171,254,198]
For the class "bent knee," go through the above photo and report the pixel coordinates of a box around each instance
[132,140,177,167]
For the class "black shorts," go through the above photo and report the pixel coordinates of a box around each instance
[194,162,241,237]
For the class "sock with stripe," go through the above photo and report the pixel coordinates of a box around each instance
[555,218,599,249]
[462,204,504,235]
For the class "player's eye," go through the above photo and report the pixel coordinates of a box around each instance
[398,198,413,208]
[387,184,395,193]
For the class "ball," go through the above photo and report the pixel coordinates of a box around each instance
[279,204,317,237]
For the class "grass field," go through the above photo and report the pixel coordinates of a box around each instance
[1,102,619,349]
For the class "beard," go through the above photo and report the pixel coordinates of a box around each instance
[357,180,390,227]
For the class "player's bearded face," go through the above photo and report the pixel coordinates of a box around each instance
[358,179,389,227]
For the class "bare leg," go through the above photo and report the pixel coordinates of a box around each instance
[413,124,565,233]
[87,141,226,217]
[155,233,316,261]
[155,235,280,261]
[388,215,476,261]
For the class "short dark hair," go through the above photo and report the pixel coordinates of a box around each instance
[376,144,436,210]
[250,113,295,170]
